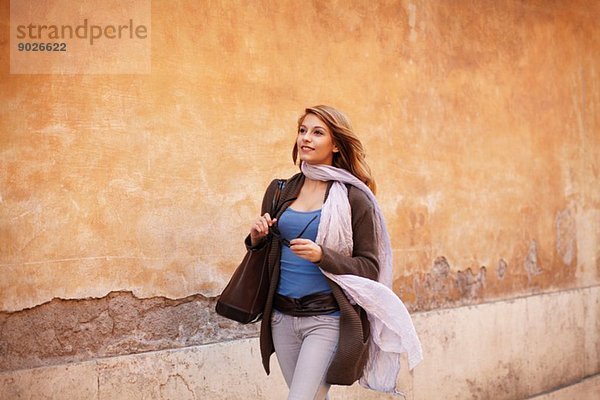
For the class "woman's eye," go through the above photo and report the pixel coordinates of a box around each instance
[298,128,306,134]
[314,130,323,135]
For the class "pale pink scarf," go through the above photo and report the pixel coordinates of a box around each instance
[301,162,423,394]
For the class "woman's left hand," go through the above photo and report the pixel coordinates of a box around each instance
[289,238,323,263]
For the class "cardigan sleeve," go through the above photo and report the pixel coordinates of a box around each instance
[316,186,380,281]
[244,178,280,252]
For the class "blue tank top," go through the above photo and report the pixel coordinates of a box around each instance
[276,208,332,298]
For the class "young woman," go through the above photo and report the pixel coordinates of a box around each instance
[246,105,422,399]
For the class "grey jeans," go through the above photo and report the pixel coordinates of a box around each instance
[271,310,341,400]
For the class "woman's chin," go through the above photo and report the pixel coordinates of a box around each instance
[300,157,333,166]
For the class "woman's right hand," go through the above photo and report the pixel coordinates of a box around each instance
[250,213,277,246]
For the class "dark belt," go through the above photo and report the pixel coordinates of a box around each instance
[273,292,339,316]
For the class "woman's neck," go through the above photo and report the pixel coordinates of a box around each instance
[290,175,328,212]
[303,176,327,190]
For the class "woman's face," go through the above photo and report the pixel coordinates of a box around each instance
[296,113,339,166]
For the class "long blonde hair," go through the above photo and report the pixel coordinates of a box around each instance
[292,105,377,194]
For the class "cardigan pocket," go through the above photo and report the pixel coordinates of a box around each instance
[358,305,371,343]
[355,305,371,372]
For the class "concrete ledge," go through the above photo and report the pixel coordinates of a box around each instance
[527,374,600,400]
[1,286,598,400]
[0,338,290,400]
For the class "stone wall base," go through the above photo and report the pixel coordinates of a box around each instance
[1,286,598,400]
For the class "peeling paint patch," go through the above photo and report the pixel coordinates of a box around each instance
[556,208,576,266]
[457,267,486,299]
[432,255,451,277]
[410,256,487,310]
[524,240,542,283]
[0,291,258,372]
[497,258,508,280]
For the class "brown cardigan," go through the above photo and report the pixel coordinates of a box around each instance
[246,173,380,385]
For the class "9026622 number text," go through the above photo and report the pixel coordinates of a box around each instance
[17,42,67,51]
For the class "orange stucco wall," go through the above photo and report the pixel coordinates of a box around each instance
[1,0,599,312]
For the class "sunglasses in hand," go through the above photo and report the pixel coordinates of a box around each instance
[269,214,319,247]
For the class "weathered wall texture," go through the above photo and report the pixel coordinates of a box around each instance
[1,0,599,389]
[0,291,258,372]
